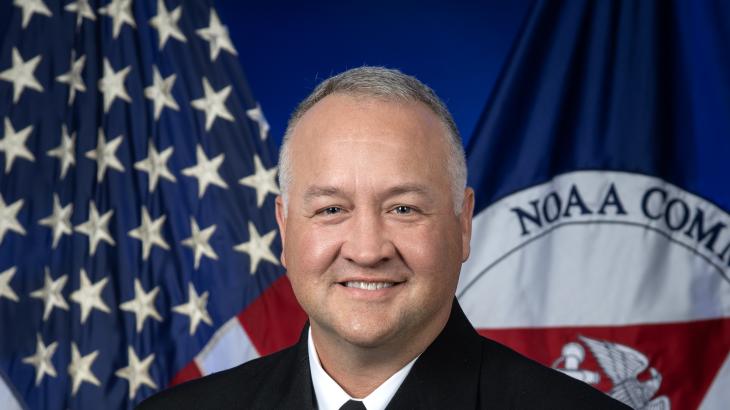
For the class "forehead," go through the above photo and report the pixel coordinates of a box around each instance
[285,93,453,201]
[290,93,449,164]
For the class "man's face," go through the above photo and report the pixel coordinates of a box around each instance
[276,93,474,349]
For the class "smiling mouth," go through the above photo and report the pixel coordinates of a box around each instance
[341,281,402,290]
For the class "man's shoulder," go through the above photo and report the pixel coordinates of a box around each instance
[137,344,305,410]
[388,301,629,409]
[477,336,629,409]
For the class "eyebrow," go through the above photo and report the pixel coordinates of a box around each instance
[303,185,344,203]
[302,183,434,203]
[381,183,433,200]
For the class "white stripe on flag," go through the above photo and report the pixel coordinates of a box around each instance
[699,351,730,410]
[195,316,260,376]
[0,375,22,410]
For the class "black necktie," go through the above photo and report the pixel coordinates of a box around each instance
[339,399,367,410]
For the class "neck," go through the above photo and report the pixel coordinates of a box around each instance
[310,303,452,398]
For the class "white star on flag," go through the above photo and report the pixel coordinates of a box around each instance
[64,0,96,28]
[196,9,237,61]
[190,77,234,131]
[85,128,125,182]
[30,268,69,321]
[115,346,157,399]
[98,58,132,112]
[238,154,279,208]
[128,206,169,260]
[0,117,35,174]
[119,278,162,332]
[69,269,110,324]
[181,218,218,270]
[181,144,228,198]
[234,222,279,274]
[13,0,52,29]
[246,103,270,141]
[134,140,176,192]
[98,0,136,39]
[0,193,26,245]
[22,333,58,386]
[149,0,187,49]
[144,66,179,120]
[55,51,86,105]
[0,266,19,302]
[172,282,213,335]
[0,47,43,103]
[68,342,101,396]
[75,201,115,256]
[46,124,76,179]
[38,193,73,249]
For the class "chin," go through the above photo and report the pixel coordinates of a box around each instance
[332,315,402,348]
[339,329,397,349]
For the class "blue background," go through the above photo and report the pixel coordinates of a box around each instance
[215,0,533,149]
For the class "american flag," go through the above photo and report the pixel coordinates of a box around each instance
[0,0,305,408]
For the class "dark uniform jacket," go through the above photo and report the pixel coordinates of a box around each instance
[139,301,629,409]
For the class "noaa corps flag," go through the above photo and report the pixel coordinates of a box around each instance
[459,1,730,409]
[0,0,304,408]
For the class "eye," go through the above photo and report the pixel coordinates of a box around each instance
[391,205,414,215]
[318,206,343,216]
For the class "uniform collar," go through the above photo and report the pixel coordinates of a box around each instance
[307,327,417,410]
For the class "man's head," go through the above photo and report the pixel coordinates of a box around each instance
[279,66,467,214]
[275,66,474,354]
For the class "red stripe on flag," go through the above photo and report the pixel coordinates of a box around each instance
[169,360,202,387]
[238,275,307,356]
[477,317,730,409]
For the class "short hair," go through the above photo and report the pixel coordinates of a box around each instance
[278,66,467,213]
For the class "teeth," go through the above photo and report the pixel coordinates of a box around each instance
[344,281,394,290]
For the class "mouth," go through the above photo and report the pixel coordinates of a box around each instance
[338,280,405,291]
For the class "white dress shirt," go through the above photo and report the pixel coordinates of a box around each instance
[308,328,418,410]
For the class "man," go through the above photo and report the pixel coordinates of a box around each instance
[140,67,628,409]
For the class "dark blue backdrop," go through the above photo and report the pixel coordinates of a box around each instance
[215,0,533,149]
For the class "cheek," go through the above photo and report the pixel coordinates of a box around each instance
[401,242,454,276]
[395,223,463,283]
[285,222,343,276]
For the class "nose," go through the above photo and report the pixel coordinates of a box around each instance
[340,210,396,267]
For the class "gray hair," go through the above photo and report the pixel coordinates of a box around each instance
[278,66,467,213]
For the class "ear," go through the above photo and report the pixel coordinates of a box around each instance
[460,188,475,262]
[275,195,288,267]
